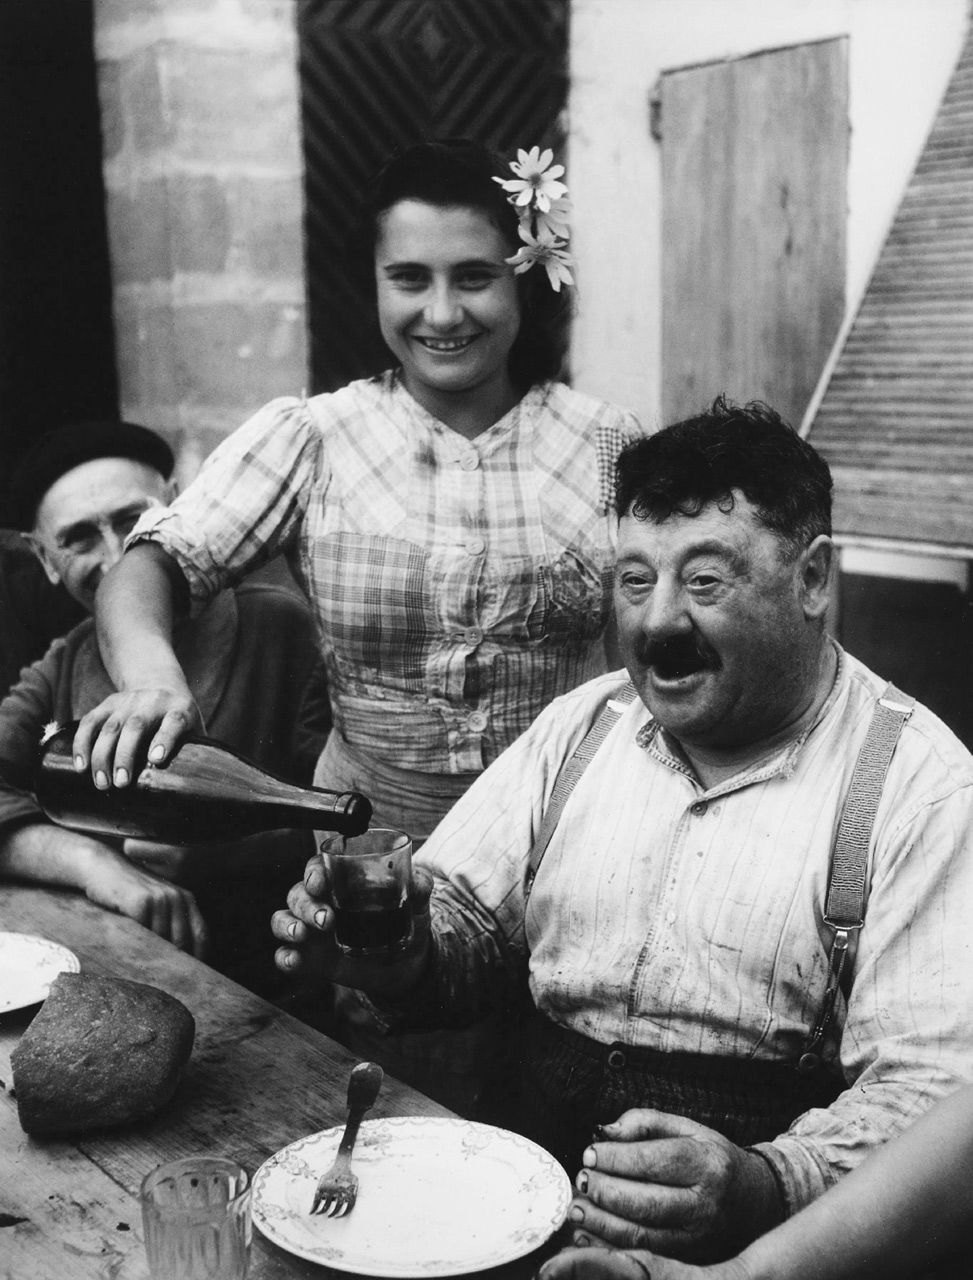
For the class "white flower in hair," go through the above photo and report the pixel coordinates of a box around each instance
[535,195,571,241]
[493,146,568,213]
[493,145,575,290]
[506,223,574,293]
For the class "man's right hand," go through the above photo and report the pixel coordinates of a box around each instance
[72,686,203,790]
[272,856,434,998]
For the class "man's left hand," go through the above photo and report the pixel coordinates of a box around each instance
[567,1110,784,1263]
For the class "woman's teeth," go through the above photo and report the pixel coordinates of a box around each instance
[416,336,476,352]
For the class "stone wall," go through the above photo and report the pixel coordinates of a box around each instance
[93,0,307,485]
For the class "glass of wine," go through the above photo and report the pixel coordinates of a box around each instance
[320,829,413,957]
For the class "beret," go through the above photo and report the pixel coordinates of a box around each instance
[9,420,175,530]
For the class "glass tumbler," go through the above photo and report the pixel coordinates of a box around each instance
[320,828,414,956]
[140,1156,251,1280]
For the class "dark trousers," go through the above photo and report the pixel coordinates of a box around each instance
[509,1009,843,1175]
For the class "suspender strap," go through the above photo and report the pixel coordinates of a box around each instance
[524,681,637,902]
[799,683,915,1072]
[523,676,914,1076]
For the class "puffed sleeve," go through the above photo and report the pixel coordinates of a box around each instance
[128,396,327,603]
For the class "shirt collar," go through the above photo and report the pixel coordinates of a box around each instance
[633,640,847,798]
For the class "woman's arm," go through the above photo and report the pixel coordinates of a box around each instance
[73,544,202,787]
[539,1085,973,1280]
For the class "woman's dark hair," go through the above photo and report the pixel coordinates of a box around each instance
[615,395,833,557]
[360,138,572,388]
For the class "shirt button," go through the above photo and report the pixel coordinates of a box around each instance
[607,1048,626,1070]
[465,536,486,555]
[467,710,488,732]
[464,627,482,646]
[460,452,479,471]
[691,801,708,816]
[666,911,677,925]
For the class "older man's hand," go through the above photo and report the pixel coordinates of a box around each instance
[566,1110,784,1263]
[272,856,435,998]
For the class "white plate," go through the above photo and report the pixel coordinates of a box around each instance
[252,1116,571,1277]
[0,932,80,1013]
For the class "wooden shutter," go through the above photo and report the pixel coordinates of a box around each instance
[808,20,973,550]
[660,39,847,434]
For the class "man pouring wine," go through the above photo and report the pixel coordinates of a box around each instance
[0,421,328,998]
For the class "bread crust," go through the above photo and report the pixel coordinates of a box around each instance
[11,972,195,1135]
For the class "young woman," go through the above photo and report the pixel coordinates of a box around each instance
[72,139,643,1110]
[538,1086,973,1280]
[75,138,642,840]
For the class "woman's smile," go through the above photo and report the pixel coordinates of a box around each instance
[412,334,481,353]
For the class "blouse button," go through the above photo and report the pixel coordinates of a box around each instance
[460,452,479,471]
[467,710,488,732]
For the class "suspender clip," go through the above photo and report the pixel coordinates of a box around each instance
[821,922,861,943]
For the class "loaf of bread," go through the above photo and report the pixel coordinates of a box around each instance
[11,972,195,1135]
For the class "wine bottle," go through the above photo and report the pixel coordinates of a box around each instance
[35,722,372,843]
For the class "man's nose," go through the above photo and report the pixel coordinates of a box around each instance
[639,580,690,638]
[423,282,462,329]
[95,527,127,573]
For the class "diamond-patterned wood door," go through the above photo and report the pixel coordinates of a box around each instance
[298,0,568,392]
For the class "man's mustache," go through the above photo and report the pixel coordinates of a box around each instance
[634,632,720,673]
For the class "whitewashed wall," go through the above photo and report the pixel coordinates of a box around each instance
[569,0,969,431]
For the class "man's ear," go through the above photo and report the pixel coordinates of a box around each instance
[800,535,834,621]
[24,532,62,587]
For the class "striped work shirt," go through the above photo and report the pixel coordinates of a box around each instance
[406,648,973,1211]
[130,373,643,780]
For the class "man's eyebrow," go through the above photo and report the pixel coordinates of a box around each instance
[681,538,748,570]
[56,503,147,545]
[682,539,738,558]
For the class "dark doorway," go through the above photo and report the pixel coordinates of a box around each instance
[0,0,118,527]
[297,0,569,393]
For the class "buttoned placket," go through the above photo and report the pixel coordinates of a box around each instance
[624,719,824,1023]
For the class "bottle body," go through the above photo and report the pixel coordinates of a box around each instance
[35,724,372,843]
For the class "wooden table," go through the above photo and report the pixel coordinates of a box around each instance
[0,886,558,1280]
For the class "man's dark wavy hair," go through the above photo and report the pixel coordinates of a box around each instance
[615,395,833,556]
[359,138,572,389]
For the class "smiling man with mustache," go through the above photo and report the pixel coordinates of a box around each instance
[276,396,973,1265]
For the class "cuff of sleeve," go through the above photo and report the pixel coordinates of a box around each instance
[747,1137,837,1217]
[353,941,446,1034]
[353,989,405,1035]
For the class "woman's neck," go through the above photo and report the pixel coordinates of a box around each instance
[402,372,521,440]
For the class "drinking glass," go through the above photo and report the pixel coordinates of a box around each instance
[320,828,413,956]
[140,1156,251,1280]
